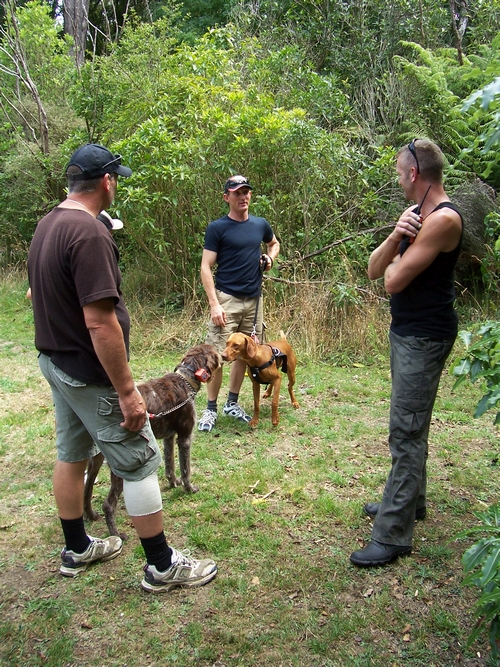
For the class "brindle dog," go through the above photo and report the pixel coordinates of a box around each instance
[83,344,221,538]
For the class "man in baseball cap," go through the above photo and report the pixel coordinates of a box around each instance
[66,143,132,180]
[198,173,279,433]
[223,175,253,193]
[27,143,218,592]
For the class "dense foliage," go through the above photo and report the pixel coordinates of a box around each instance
[0,0,500,305]
[457,504,500,660]
[453,322,500,424]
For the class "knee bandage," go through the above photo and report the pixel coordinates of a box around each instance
[123,473,163,516]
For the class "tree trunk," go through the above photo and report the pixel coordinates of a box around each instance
[449,0,468,65]
[63,0,90,69]
[1,0,50,154]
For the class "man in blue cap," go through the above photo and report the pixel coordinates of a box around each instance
[198,175,280,432]
[28,144,217,592]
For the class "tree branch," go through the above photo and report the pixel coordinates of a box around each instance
[299,223,395,262]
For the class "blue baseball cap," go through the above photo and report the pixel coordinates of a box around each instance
[66,143,132,180]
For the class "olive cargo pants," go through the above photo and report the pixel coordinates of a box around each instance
[371,331,455,547]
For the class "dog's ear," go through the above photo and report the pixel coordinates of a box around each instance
[246,336,257,359]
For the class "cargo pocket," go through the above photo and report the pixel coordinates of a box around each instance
[96,423,156,474]
[53,366,87,387]
[97,395,121,417]
[391,395,430,439]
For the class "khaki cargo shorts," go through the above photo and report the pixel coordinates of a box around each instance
[38,353,161,482]
[206,290,263,354]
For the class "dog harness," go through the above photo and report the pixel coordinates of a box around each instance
[249,345,288,385]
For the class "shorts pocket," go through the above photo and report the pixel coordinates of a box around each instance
[53,366,87,387]
[97,395,121,416]
[96,423,156,474]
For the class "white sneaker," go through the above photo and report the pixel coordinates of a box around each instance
[60,535,123,577]
[223,401,251,423]
[198,408,218,432]
[141,548,217,593]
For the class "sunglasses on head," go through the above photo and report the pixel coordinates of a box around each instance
[101,154,122,171]
[407,139,420,173]
[224,177,252,193]
[227,178,249,187]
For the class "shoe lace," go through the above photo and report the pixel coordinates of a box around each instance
[87,538,106,557]
[200,410,216,424]
[172,548,195,568]
[227,403,250,420]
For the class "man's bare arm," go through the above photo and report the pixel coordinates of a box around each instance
[200,248,226,326]
[368,205,421,280]
[265,235,280,264]
[83,299,146,431]
[383,208,462,294]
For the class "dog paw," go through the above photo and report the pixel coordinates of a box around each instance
[184,484,199,494]
[167,477,182,489]
[292,401,300,409]
[249,419,258,428]
[84,510,100,522]
[106,524,127,541]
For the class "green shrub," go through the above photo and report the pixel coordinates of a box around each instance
[457,504,500,660]
[452,322,500,424]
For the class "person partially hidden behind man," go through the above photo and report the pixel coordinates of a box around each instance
[350,138,463,568]
[28,143,217,591]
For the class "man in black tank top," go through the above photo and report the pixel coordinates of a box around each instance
[350,139,463,568]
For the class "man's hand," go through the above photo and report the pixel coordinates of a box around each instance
[119,387,148,432]
[390,205,422,243]
[260,254,273,271]
[210,302,227,327]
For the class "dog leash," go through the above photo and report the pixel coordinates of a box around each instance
[251,254,272,343]
[149,395,194,420]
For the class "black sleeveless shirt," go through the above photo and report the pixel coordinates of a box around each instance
[390,201,463,340]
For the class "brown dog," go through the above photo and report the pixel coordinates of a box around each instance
[222,331,299,427]
[83,343,221,538]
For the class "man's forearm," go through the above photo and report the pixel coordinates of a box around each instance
[267,242,280,261]
[200,266,220,308]
[368,235,400,280]
[89,322,136,396]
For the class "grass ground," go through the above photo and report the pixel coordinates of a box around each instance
[0,273,498,666]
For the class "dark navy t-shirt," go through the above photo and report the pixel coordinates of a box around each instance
[204,214,274,298]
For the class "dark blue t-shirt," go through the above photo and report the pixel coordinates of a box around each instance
[204,214,274,298]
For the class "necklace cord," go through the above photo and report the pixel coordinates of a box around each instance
[65,198,95,217]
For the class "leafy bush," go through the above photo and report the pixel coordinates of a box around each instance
[70,24,397,302]
[457,504,500,660]
[452,322,500,424]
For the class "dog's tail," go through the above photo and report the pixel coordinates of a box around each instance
[279,329,287,340]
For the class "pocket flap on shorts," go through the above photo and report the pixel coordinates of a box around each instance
[97,423,141,443]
